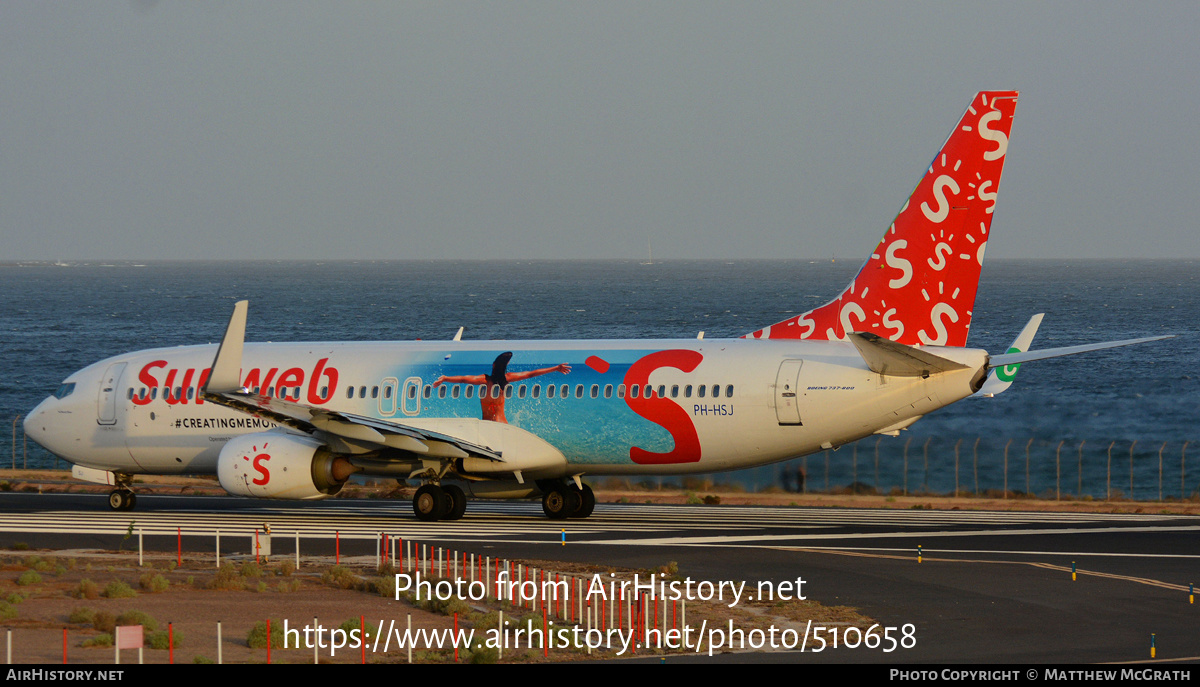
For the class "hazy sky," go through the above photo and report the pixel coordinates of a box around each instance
[3,2,1198,261]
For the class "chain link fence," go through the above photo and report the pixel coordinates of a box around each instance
[11,416,1198,502]
[721,436,1197,502]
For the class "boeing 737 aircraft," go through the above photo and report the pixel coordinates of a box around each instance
[23,91,1169,520]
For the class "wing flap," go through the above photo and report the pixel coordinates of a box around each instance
[204,389,504,461]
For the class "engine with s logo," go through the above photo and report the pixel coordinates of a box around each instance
[216,431,355,500]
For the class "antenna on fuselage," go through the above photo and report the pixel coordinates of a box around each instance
[453,327,464,342]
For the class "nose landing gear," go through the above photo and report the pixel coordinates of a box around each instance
[108,489,136,511]
[106,473,137,511]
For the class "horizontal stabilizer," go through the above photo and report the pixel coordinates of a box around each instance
[849,332,969,377]
[988,335,1173,368]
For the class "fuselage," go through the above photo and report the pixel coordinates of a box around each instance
[24,337,988,479]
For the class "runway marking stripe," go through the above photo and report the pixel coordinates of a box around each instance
[591,524,1200,546]
[0,499,1195,550]
[778,547,1196,591]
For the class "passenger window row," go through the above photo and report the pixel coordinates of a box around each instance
[129,382,736,404]
[127,385,325,402]
[345,382,736,401]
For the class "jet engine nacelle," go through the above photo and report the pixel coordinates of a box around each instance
[217,431,353,500]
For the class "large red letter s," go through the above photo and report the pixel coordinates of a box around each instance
[251,453,271,485]
[623,350,703,465]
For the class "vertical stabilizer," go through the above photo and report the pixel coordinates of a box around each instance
[746,91,1018,346]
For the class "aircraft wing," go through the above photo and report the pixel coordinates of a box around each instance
[200,301,501,462]
[201,389,501,461]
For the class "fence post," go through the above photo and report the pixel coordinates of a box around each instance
[824,450,829,493]
[1183,442,1190,499]
[1003,438,1012,498]
[973,437,980,495]
[852,443,858,491]
[1025,438,1033,495]
[1055,440,1064,501]
[874,436,881,492]
[1159,442,1166,502]
[1078,441,1085,497]
[1107,442,1114,500]
[954,439,961,497]
[1129,440,1137,499]
[903,436,911,496]
[923,437,931,493]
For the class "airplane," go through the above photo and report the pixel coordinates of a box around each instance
[23,90,1170,521]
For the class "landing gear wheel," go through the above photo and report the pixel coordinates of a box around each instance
[570,484,595,519]
[108,490,135,511]
[442,484,467,520]
[542,485,580,520]
[413,484,446,522]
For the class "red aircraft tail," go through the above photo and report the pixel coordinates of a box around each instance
[745,91,1018,347]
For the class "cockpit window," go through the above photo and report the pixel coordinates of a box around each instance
[54,383,76,399]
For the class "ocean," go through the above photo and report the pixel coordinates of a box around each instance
[2,259,1196,500]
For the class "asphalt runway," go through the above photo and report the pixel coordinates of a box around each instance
[0,492,1196,663]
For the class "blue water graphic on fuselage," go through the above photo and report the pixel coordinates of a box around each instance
[384,349,676,464]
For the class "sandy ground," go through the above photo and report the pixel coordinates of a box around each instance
[0,468,1194,664]
[0,560,441,664]
[0,550,862,665]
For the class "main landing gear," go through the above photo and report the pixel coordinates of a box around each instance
[410,481,596,521]
[541,482,595,520]
[412,483,467,522]
[107,474,137,511]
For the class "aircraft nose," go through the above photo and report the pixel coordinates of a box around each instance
[23,399,58,456]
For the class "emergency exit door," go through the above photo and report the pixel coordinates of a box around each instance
[774,359,803,425]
